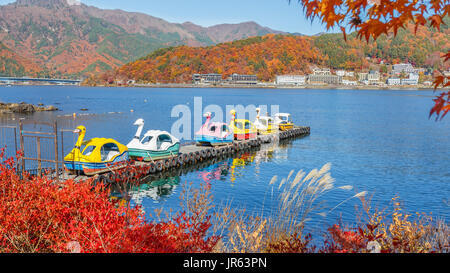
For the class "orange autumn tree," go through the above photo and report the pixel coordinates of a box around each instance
[292,0,450,119]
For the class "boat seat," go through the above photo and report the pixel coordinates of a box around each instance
[105,151,120,161]
[141,136,153,145]
[159,142,172,151]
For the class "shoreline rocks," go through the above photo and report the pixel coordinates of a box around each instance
[0,102,59,114]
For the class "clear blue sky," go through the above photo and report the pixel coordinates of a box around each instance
[0,0,334,35]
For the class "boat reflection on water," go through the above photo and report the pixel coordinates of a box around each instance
[130,175,181,205]
[112,137,298,207]
[255,137,294,165]
[231,136,295,182]
[109,170,182,209]
[197,159,233,185]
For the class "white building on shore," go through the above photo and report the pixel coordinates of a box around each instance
[227,74,258,85]
[192,73,222,84]
[387,78,401,85]
[312,68,331,75]
[393,63,418,74]
[443,71,450,85]
[359,71,380,85]
[342,79,357,85]
[401,73,419,85]
[276,75,306,85]
[336,70,346,77]
[345,71,355,77]
[336,70,355,77]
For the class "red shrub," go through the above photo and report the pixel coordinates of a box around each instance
[0,149,218,253]
[117,213,218,253]
[322,225,367,253]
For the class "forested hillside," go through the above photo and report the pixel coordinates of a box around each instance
[88,20,449,85]
[106,35,326,83]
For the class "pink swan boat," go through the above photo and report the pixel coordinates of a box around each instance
[195,112,234,146]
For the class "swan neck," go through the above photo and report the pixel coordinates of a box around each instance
[135,123,144,138]
[204,115,211,126]
[75,131,85,148]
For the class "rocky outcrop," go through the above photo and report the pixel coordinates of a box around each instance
[0,102,58,114]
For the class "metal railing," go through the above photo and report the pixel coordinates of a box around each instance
[0,119,80,181]
[0,125,18,157]
[18,120,60,181]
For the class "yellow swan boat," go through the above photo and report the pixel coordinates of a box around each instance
[274,113,295,131]
[64,125,129,176]
[229,110,257,140]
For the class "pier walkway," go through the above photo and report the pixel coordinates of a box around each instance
[57,126,310,183]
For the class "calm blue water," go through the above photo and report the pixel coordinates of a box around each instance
[0,86,449,235]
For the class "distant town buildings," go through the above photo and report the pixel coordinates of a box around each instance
[342,79,357,85]
[346,71,355,77]
[392,63,418,74]
[401,73,419,85]
[358,72,368,82]
[312,68,331,75]
[359,71,380,85]
[387,78,401,86]
[368,71,381,84]
[192,73,259,85]
[336,70,346,77]
[336,70,355,77]
[276,75,306,85]
[228,74,258,85]
[308,74,342,85]
[192,73,222,84]
[307,68,342,85]
[387,73,419,86]
[192,62,428,88]
[444,71,450,85]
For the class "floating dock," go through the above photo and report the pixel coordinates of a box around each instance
[57,126,310,183]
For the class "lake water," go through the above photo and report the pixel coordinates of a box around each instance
[0,85,449,236]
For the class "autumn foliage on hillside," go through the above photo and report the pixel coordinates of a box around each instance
[0,42,41,77]
[94,34,326,84]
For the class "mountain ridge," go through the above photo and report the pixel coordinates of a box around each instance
[0,0,289,77]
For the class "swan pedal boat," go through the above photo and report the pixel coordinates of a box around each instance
[254,108,278,135]
[274,113,295,131]
[64,126,129,176]
[127,119,180,161]
[229,110,257,140]
[195,112,234,146]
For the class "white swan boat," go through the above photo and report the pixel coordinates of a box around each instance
[127,119,180,161]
